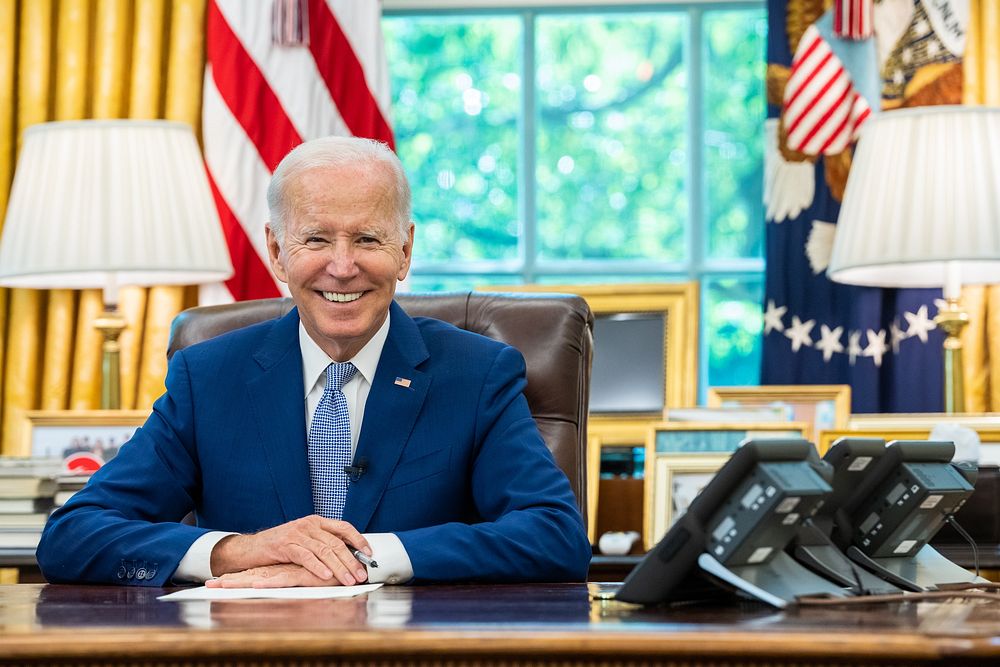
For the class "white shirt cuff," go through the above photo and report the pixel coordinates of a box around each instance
[363,533,412,585]
[174,531,237,582]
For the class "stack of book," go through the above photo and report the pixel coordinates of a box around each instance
[53,473,91,509]
[0,458,61,549]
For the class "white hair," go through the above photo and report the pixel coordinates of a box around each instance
[266,136,412,244]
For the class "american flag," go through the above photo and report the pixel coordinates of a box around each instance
[781,22,871,156]
[202,0,394,303]
[833,0,873,40]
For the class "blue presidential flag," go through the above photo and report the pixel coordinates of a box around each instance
[761,0,966,413]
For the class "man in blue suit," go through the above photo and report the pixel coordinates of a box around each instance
[37,136,591,588]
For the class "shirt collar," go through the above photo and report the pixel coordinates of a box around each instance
[299,311,392,397]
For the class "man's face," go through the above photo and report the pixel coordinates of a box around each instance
[266,163,413,361]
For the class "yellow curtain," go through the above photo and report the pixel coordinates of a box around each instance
[0,0,207,455]
[961,1,1000,412]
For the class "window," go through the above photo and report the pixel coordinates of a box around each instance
[383,1,766,395]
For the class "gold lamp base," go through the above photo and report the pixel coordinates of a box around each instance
[94,306,126,410]
[934,296,970,414]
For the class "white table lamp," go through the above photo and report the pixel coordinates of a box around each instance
[827,106,1000,412]
[0,120,234,408]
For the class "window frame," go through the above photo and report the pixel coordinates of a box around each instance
[382,0,766,395]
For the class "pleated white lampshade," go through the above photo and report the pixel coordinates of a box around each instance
[828,106,1000,292]
[0,120,233,295]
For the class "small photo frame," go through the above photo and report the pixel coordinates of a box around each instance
[23,410,148,473]
[707,385,851,446]
[642,421,809,549]
[650,421,811,455]
[819,426,1000,460]
[649,453,729,546]
[586,416,656,543]
[844,413,1000,464]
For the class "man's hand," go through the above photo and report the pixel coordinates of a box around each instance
[206,563,366,588]
[210,515,371,586]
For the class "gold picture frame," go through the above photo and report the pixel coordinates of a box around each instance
[847,412,1000,430]
[642,421,809,549]
[707,385,851,446]
[818,426,1000,458]
[844,413,1000,464]
[486,282,699,412]
[586,416,656,542]
[21,410,148,470]
[649,453,729,547]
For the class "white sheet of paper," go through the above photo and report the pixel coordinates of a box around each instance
[158,582,382,601]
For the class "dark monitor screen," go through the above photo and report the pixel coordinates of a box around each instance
[590,313,664,413]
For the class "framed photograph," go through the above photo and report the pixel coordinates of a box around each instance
[818,429,924,456]
[648,421,810,455]
[648,453,729,547]
[485,282,699,413]
[22,410,148,472]
[707,384,851,446]
[847,413,1000,430]
[819,426,1000,461]
[586,416,656,543]
[642,421,809,548]
[845,413,1000,464]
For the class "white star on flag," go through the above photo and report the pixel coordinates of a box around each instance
[848,330,863,366]
[904,305,936,343]
[785,316,816,352]
[815,324,844,362]
[764,300,788,335]
[863,329,888,367]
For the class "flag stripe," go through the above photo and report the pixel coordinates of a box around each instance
[203,0,394,302]
[796,83,853,150]
[833,0,873,39]
[786,63,846,136]
[215,0,352,142]
[815,99,854,154]
[308,0,394,147]
[785,49,834,111]
[207,0,303,172]
[202,72,276,268]
[203,69,283,300]
[326,0,392,117]
[206,170,283,300]
[782,21,871,156]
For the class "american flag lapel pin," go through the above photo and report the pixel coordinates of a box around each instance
[394,377,412,388]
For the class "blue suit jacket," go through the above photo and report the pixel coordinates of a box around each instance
[37,302,591,586]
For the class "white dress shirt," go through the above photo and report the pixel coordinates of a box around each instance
[174,312,413,585]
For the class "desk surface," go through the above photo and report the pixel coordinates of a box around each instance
[2,583,1000,666]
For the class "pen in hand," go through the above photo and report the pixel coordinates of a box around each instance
[350,548,378,569]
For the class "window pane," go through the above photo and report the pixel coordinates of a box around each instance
[405,274,523,292]
[703,10,767,260]
[705,276,763,387]
[536,12,688,262]
[384,16,522,263]
[536,274,681,285]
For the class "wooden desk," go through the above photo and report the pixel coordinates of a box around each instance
[2,583,1000,666]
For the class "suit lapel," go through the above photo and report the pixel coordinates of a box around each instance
[342,301,430,531]
[245,308,314,522]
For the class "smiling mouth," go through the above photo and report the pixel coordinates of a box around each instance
[321,291,363,303]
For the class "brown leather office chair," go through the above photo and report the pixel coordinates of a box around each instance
[167,291,594,525]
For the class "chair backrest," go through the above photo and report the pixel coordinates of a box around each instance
[167,291,594,524]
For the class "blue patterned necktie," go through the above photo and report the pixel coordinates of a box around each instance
[308,361,358,520]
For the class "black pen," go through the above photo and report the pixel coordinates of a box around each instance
[350,548,378,569]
